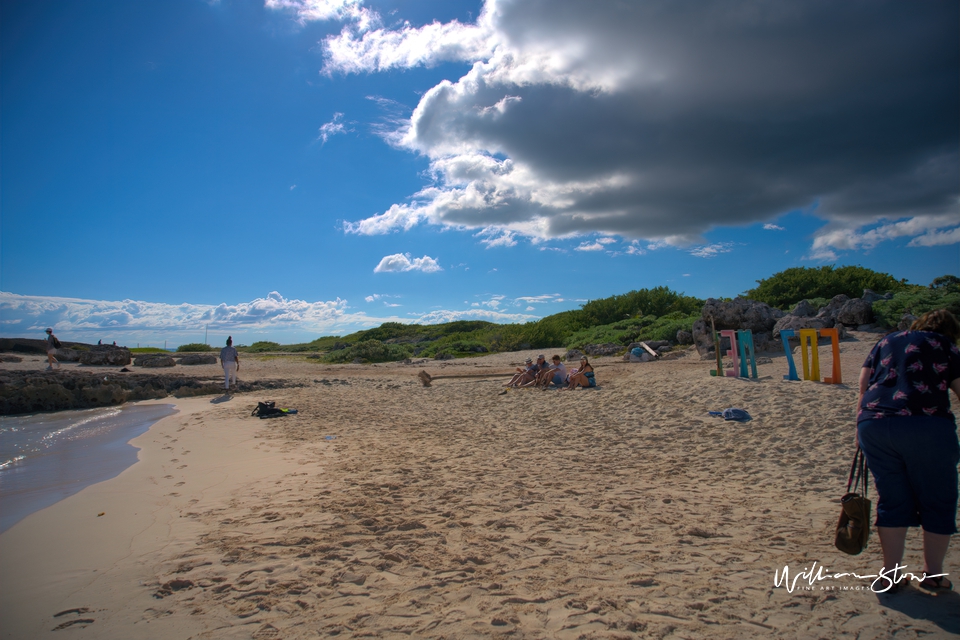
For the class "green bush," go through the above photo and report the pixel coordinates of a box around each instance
[873,289,960,328]
[243,341,281,353]
[564,311,700,350]
[176,343,214,352]
[744,266,907,309]
[322,339,412,364]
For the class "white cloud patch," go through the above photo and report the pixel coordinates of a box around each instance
[689,243,734,258]
[414,307,536,325]
[811,214,960,257]
[575,242,605,252]
[0,290,547,344]
[373,253,442,273]
[763,223,785,231]
[284,0,957,254]
[319,112,352,143]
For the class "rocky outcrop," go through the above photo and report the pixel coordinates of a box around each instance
[0,370,306,415]
[676,330,693,345]
[692,298,783,357]
[861,288,894,305]
[0,355,23,363]
[79,345,132,366]
[898,314,917,331]
[791,300,817,317]
[772,315,827,338]
[135,355,176,367]
[837,298,874,326]
[178,354,218,365]
[584,343,622,356]
[53,348,81,362]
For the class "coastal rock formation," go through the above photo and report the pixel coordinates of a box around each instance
[134,355,176,367]
[836,298,874,326]
[692,298,783,357]
[52,348,81,362]
[0,355,23,363]
[0,370,305,415]
[675,330,693,345]
[772,315,826,338]
[79,345,132,366]
[584,343,622,357]
[898,314,918,330]
[178,354,218,365]
[791,300,817,317]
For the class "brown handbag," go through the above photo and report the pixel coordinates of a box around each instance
[835,446,872,555]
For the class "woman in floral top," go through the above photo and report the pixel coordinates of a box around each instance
[857,309,960,592]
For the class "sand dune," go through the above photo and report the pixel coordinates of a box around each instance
[1,334,958,638]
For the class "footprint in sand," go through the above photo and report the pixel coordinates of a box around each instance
[177,465,187,469]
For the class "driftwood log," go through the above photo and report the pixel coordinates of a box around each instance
[418,370,512,387]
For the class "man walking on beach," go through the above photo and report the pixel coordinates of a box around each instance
[220,336,240,391]
[44,328,61,371]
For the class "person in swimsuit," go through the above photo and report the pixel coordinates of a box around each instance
[562,356,596,389]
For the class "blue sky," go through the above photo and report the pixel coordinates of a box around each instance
[1,0,957,348]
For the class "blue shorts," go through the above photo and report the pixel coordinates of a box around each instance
[553,374,565,386]
[857,416,959,535]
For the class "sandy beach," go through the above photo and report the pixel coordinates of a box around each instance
[2,335,959,639]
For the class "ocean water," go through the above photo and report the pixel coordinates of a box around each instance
[0,403,177,533]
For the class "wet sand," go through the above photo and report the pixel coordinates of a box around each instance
[1,336,958,638]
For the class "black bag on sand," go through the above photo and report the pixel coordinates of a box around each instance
[835,446,872,555]
[252,401,284,419]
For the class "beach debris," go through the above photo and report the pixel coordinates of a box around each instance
[251,401,297,418]
[418,370,513,387]
[708,408,752,421]
[97,512,105,517]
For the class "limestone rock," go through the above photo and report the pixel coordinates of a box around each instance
[693,298,783,356]
[584,343,622,356]
[898,314,917,331]
[791,300,817,317]
[53,348,81,362]
[861,289,894,304]
[773,315,827,339]
[79,346,132,366]
[179,354,217,365]
[565,349,584,362]
[837,298,874,326]
[135,355,176,367]
[676,330,693,345]
[0,355,23,363]
[816,294,850,326]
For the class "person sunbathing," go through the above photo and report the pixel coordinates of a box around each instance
[562,356,596,389]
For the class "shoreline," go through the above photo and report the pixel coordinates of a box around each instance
[0,394,327,638]
[1,339,959,637]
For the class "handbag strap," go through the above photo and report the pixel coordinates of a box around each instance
[845,446,868,498]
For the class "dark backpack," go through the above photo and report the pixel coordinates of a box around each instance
[252,401,285,419]
[53,336,62,349]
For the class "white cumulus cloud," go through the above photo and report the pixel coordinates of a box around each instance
[373,253,443,273]
[285,0,958,255]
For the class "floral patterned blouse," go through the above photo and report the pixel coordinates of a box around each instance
[858,330,960,423]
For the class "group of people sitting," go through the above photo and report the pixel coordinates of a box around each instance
[504,354,596,390]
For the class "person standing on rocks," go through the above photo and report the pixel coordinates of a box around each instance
[220,336,240,391]
[44,328,61,371]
